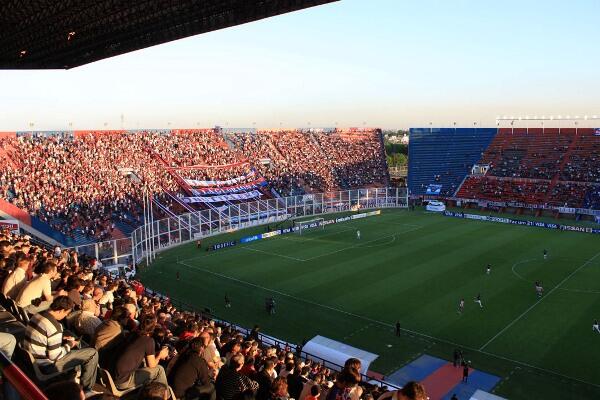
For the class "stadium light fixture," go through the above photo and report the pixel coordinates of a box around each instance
[550,116,554,120]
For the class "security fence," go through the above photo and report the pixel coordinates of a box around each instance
[71,187,408,266]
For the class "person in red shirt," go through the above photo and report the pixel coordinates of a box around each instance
[305,385,320,400]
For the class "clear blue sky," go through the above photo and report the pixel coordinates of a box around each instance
[1,0,599,131]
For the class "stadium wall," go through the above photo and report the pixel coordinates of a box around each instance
[0,198,64,246]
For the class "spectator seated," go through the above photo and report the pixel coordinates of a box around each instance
[0,225,403,400]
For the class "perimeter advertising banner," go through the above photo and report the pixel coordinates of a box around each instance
[238,210,383,245]
[426,184,442,195]
[444,211,600,235]
[0,219,19,234]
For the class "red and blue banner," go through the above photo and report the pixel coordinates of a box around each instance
[183,190,263,204]
[190,178,267,195]
[184,170,256,187]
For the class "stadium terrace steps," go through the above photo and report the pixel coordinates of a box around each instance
[408,128,497,196]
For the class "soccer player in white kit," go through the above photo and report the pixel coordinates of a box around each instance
[356,230,361,240]
[474,293,483,308]
[593,320,600,333]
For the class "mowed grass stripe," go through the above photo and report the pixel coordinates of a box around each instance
[140,209,600,398]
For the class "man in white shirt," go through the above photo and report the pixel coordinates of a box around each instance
[201,331,222,378]
[2,256,30,299]
[16,262,57,314]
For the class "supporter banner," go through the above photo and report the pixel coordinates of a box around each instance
[443,211,600,235]
[558,207,577,214]
[0,219,19,234]
[239,210,382,244]
[173,161,250,170]
[183,190,262,204]
[184,170,255,187]
[191,178,266,195]
[426,184,442,195]
[212,240,237,251]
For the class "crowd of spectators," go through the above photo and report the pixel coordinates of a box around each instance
[0,130,388,243]
[231,130,387,197]
[456,130,600,209]
[457,177,549,205]
[0,227,427,400]
[560,134,600,183]
[480,130,573,181]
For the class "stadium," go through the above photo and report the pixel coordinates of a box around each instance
[0,2,599,400]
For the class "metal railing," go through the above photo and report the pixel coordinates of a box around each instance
[134,187,408,265]
[148,291,399,390]
[71,187,408,266]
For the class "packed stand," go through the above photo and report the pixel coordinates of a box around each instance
[0,129,388,244]
[560,133,600,183]
[0,227,427,400]
[231,130,387,196]
[456,129,600,209]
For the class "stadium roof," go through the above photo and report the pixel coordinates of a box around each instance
[0,0,338,70]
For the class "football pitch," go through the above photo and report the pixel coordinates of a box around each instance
[138,209,600,399]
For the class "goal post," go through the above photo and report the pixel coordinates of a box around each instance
[293,217,325,235]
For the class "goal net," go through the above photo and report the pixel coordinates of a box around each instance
[293,217,325,235]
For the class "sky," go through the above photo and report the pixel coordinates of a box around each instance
[1,0,599,131]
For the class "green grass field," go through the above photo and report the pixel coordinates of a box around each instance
[138,209,600,399]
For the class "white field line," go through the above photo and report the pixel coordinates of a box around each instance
[511,257,600,294]
[278,227,355,243]
[302,226,422,262]
[480,251,600,351]
[242,246,307,262]
[175,258,600,389]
